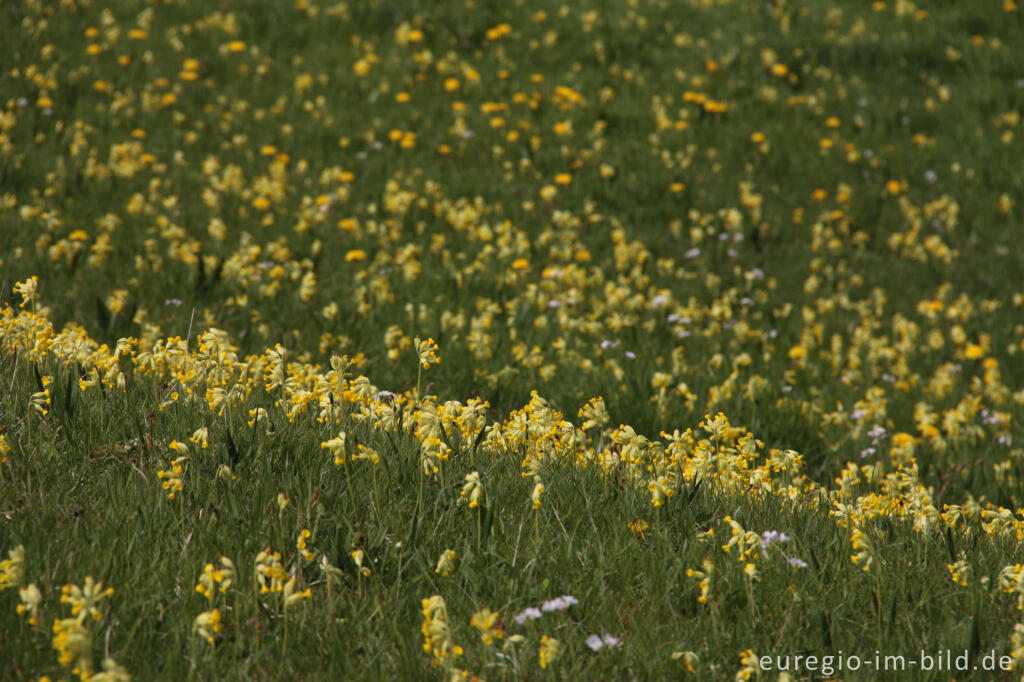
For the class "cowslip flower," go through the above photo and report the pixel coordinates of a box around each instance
[539,635,562,668]
[435,549,456,577]
[648,476,675,507]
[578,396,610,431]
[157,457,187,499]
[319,554,344,586]
[296,530,313,562]
[196,557,236,602]
[531,482,545,509]
[414,336,441,369]
[421,595,464,667]
[193,608,222,643]
[92,657,132,682]
[52,616,93,675]
[850,528,873,571]
[353,444,380,464]
[948,558,970,586]
[686,558,714,604]
[0,545,25,589]
[629,519,650,540]
[189,427,209,449]
[351,549,370,577]
[671,650,699,672]
[321,431,348,465]
[60,576,114,622]
[14,276,38,308]
[461,471,484,508]
[255,549,287,593]
[18,583,42,624]
[29,383,51,416]
[470,608,504,645]
[283,579,312,608]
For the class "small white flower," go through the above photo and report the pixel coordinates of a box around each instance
[541,595,578,612]
[789,557,808,568]
[586,633,621,651]
[514,607,542,626]
[867,426,887,443]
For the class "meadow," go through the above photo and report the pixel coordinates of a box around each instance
[1,0,1024,679]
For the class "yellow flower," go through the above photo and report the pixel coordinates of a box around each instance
[578,397,610,431]
[629,519,649,540]
[415,336,441,369]
[648,477,675,507]
[283,579,313,608]
[345,249,367,262]
[193,608,222,643]
[226,40,246,53]
[52,616,93,676]
[60,575,114,623]
[322,432,348,465]
[470,608,504,645]
[351,549,371,577]
[539,635,562,668]
[435,549,456,576]
[0,545,25,590]
[531,482,545,509]
[195,557,235,602]
[947,559,970,586]
[13,276,38,308]
[189,427,209,449]
[255,548,287,593]
[461,471,484,508]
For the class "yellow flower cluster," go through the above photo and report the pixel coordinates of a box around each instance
[421,595,464,672]
[52,576,121,680]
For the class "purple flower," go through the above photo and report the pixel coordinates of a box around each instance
[514,607,542,626]
[586,633,621,651]
[541,595,578,612]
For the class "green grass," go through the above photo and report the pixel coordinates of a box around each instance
[2,0,1024,679]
